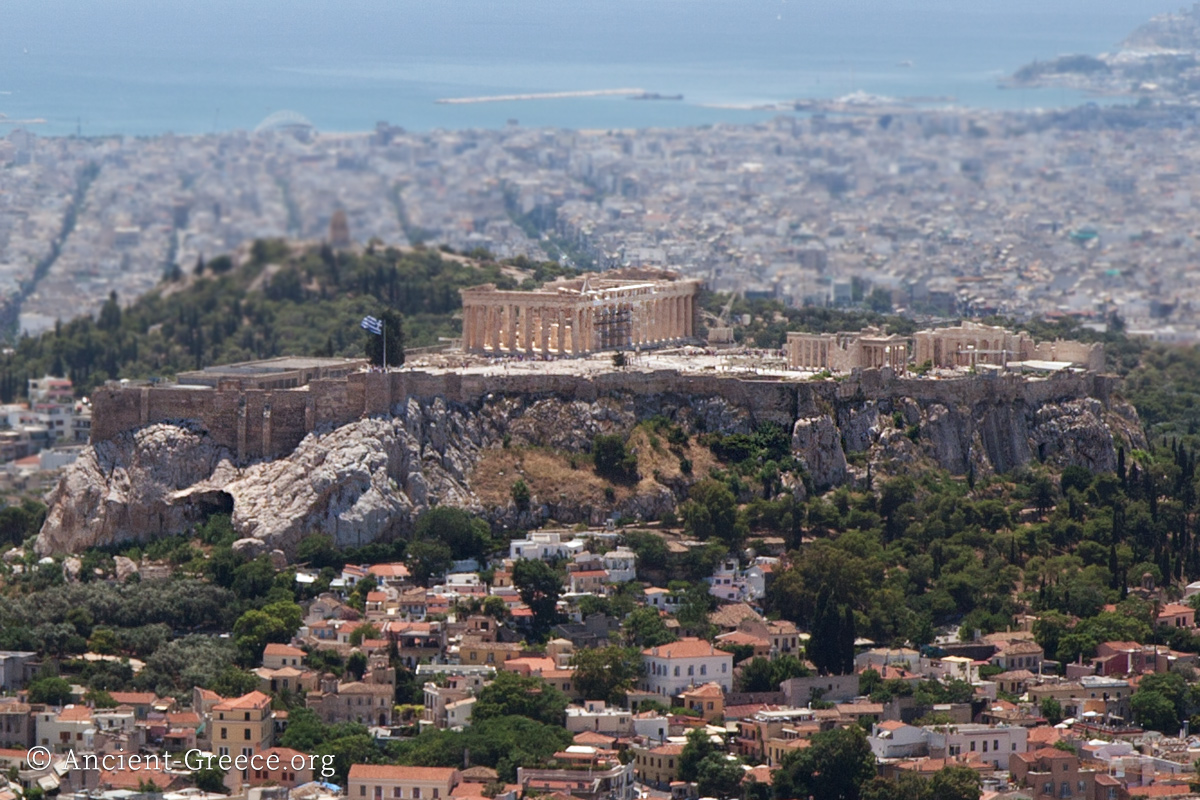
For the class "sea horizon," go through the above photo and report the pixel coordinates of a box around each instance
[0,0,1168,138]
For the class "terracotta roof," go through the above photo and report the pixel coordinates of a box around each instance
[57,706,92,721]
[349,765,458,782]
[643,638,726,659]
[646,744,684,756]
[1158,603,1193,616]
[708,603,763,628]
[716,631,770,647]
[742,765,773,786]
[995,641,1043,655]
[213,690,272,711]
[108,691,158,705]
[682,682,725,698]
[264,643,307,658]
[1126,784,1194,797]
[100,768,179,790]
[573,731,617,747]
[368,563,411,578]
[167,712,201,725]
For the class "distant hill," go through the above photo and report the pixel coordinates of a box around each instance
[1122,6,1200,51]
[0,240,574,402]
[1008,6,1200,96]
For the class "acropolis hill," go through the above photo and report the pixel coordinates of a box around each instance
[37,316,1144,557]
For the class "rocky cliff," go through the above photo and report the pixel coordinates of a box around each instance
[35,373,1146,557]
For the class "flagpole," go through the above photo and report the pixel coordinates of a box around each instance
[382,318,387,371]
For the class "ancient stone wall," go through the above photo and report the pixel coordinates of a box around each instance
[89,367,1118,464]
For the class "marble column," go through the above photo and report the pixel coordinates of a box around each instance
[555,307,566,354]
[539,308,550,356]
[522,305,534,354]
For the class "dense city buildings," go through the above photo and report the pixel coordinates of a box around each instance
[7,104,1200,342]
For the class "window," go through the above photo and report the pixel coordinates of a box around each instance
[245,729,251,740]
[221,728,227,739]
[700,665,707,675]
[393,789,401,798]
[994,740,999,751]
[433,791,439,799]
[687,666,694,676]
[674,666,680,677]
[969,741,975,752]
[982,741,988,752]
[359,787,366,796]
[414,789,421,799]
[722,663,727,673]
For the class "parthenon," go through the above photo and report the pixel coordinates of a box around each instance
[460,271,701,356]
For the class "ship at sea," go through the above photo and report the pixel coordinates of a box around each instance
[630,92,684,101]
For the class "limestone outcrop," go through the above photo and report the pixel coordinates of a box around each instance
[35,374,1147,557]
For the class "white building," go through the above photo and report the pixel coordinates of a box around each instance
[509,531,587,561]
[926,723,1028,770]
[640,638,733,697]
[600,548,637,583]
[869,721,929,760]
[565,701,634,735]
[920,655,978,683]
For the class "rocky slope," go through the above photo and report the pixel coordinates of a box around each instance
[35,381,1146,557]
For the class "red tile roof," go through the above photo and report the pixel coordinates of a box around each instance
[349,765,458,782]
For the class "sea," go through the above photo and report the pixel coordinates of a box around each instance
[0,0,1170,138]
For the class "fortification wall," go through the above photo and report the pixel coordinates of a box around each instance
[89,367,1118,463]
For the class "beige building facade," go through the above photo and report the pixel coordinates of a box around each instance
[460,273,701,357]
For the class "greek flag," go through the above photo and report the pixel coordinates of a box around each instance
[360,315,383,335]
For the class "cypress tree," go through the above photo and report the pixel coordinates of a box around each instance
[839,605,857,676]
[1109,544,1120,590]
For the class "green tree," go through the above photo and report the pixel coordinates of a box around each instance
[27,676,73,705]
[1039,697,1063,725]
[472,671,568,725]
[593,434,638,483]
[407,540,453,586]
[348,622,381,647]
[1131,689,1178,733]
[414,507,492,561]
[512,559,562,637]
[929,765,982,800]
[623,606,677,647]
[232,609,292,665]
[695,753,744,799]
[570,646,642,705]
[678,728,720,783]
[511,479,531,512]
[192,766,229,795]
[346,651,369,681]
[364,308,406,367]
[680,480,744,546]
[773,726,875,800]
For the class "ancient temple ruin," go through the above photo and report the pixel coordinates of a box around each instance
[786,327,909,373]
[786,320,1104,374]
[912,321,1104,371]
[460,272,701,357]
